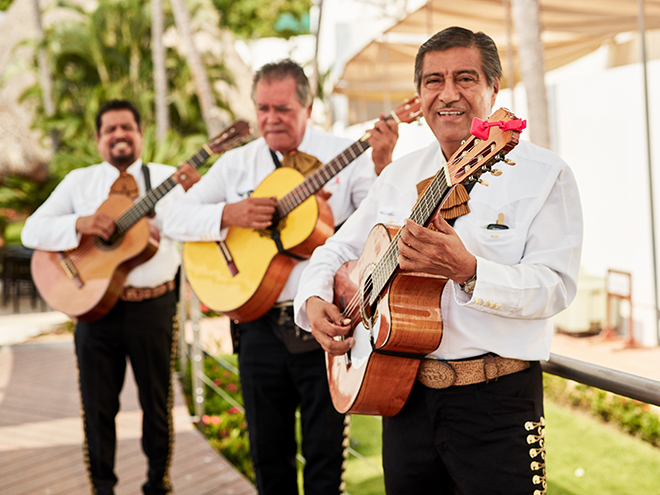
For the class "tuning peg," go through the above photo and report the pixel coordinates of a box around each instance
[490,168,502,177]
[478,178,489,187]
[503,158,516,166]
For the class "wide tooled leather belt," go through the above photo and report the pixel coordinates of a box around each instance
[120,279,176,302]
[417,354,530,389]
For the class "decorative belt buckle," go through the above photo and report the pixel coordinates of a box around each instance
[417,359,457,389]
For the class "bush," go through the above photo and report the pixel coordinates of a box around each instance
[544,373,660,447]
[180,354,255,482]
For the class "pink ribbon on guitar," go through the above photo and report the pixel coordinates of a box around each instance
[470,117,527,140]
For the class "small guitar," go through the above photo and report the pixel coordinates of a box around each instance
[182,97,423,323]
[31,121,252,323]
[329,108,526,416]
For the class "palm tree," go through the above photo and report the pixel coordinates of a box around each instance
[170,0,228,136]
[30,0,58,151]
[152,0,170,141]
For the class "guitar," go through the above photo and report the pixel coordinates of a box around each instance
[182,97,423,322]
[31,121,252,323]
[329,108,526,416]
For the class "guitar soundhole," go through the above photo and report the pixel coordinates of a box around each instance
[359,270,378,327]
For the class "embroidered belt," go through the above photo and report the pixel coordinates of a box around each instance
[417,355,530,389]
[120,280,176,302]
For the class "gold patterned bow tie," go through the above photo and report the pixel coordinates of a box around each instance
[416,177,471,221]
[281,150,323,178]
[109,172,139,199]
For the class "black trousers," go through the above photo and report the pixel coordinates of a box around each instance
[235,309,346,495]
[74,291,177,495]
[382,361,545,495]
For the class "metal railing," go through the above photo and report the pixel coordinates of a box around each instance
[177,269,660,488]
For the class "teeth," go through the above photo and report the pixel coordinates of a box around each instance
[439,111,463,116]
[113,142,129,149]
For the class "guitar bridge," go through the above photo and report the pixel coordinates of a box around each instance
[58,252,84,288]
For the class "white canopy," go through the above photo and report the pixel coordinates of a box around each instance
[334,0,660,124]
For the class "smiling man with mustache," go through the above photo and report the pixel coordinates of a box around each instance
[296,27,583,495]
[22,100,199,495]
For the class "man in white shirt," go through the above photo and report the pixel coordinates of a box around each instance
[164,59,398,495]
[22,100,197,495]
[295,27,583,495]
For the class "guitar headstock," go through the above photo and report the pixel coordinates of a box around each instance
[446,108,526,187]
[390,96,422,124]
[208,120,253,154]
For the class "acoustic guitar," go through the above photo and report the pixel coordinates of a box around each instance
[182,97,422,322]
[31,121,252,323]
[329,108,526,416]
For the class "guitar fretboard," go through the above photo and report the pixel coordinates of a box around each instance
[275,138,372,218]
[116,147,212,235]
[368,171,451,306]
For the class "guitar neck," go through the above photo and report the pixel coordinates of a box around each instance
[369,172,451,306]
[116,146,212,235]
[275,138,373,218]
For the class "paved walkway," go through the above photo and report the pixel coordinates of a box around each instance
[0,309,255,495]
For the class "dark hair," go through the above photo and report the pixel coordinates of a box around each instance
[414,26,502,93]
[95,100,141,135]
[251,59,313,108]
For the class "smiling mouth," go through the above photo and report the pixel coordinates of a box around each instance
[111,141,131,152]
[437,110,464,117]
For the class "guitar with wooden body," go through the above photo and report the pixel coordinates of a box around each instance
[329,108,526,416]
[182,97,422,322]
[31,121,252,323]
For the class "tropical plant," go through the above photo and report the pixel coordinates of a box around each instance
[3,0,235,216]
[212,0,311,39]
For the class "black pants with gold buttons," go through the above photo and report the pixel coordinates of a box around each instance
[382,361,545,495]
[234,307,346,495]
[74,291,177,495]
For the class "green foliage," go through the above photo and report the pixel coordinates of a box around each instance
[544,373,660,447]
[181,354,255,482]
[212,0,311,39]
[5,0,234,216]
[0,0,12,11]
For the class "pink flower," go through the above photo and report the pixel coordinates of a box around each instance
[201,414,211,425]
[223,370,231,378]
[210,415,222,425]
[214,379,222,386]
[227,407,240,415]
[227,383,238,392]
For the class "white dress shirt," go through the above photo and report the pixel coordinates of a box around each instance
[293,139,583,361]
[163,126,378,302]
[21,159,183,288]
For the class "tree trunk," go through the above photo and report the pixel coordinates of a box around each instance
[30,0,59,151]
[152,0,169,141]
[511,0,550,149]
[170,0,226,136]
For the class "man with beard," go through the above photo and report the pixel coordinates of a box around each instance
[21,100,198,495]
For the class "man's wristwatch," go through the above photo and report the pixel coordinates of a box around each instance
[460,273,477,294]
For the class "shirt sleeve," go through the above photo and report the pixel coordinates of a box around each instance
[162,156,229,242]
[21,173,83,251]
[294,176,383,330]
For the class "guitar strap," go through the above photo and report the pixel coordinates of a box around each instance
[268,150,307,262]
[141,164,154,215]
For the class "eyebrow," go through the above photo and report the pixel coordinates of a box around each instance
[422,69,480,81]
